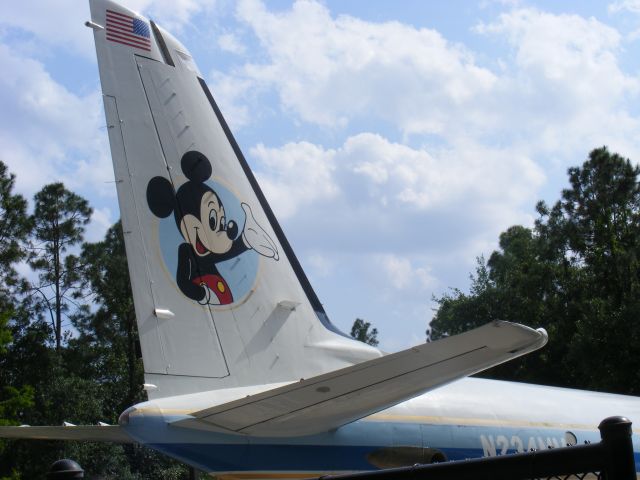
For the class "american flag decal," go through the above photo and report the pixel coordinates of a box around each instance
[105,9,151,51]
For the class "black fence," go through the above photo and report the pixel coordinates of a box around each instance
[317,416,636,480]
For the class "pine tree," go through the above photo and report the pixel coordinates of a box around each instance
[350,318,379,346]
[29,183,92,350]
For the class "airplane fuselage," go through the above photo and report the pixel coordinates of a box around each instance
[122,377,640,477]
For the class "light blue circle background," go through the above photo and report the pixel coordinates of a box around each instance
[158,180,260,305]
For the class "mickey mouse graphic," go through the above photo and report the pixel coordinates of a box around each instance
[146,150,279,305]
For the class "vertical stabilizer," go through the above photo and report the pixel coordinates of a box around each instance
[89,0,380,398]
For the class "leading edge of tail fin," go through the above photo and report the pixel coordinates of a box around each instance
[89,0,380,399]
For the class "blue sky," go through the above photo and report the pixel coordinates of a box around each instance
[1,0,640,350]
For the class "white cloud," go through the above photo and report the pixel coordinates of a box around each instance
[381,255,413,290]
[252,140,338,219]
[232,0,497,135]
[608,0,640,41]
[224,2,640,161]
[254,133,544,219]
[477,9,632,100]
[85,207,115,243]
[341,133,544,211]
[120,0,212,32]
[218,32,247,54]
[251,133,544,265]
[476,9,640,158]
[609,0,640,14]
[306,253,334,277]
[378,254,435,291]
[209,72,255,128]
[0,43,112,199]
[1,0,93,57]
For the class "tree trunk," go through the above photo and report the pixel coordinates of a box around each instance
[54,237,61,351]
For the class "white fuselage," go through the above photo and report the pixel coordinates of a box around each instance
[122,377,640,477]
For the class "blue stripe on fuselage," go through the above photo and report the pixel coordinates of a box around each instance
[146,443,640,473]
[148,443,376,471]
[129,418,639,474]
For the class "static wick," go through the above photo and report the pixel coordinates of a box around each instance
[85,21,104,30]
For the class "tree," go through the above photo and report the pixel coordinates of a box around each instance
[74,221,142,412]
[29,183,92,350]
[556,147,640,304]
[0,162,35,471]
[63,221,194,479]
[0,309,34,457]
[0,161,31,306]
[549,148,640,392]
[350,318,379,346]
[429,256,497,341]
[0,169,200,476]
[430,147,640,394]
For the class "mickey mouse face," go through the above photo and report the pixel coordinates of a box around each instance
[179,190,234,257]
[147,150,239,256]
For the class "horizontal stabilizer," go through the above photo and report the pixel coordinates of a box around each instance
[0,425,132,443]
[172,321,547,437]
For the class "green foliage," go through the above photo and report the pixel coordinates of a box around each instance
[431,147,640,393]
[74,221,143,411]
[0,162,36,468]
[0,161,31,307]
[0,386,34,427]
[0,310,12,355]
[28,183,92,350]
[1,218,192,477]
[350,318,379,346]
[0,163,199,477]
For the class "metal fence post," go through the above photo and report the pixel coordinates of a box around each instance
[598,416,635,480]
[47,459,84,479]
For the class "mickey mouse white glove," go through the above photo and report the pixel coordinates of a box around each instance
[197,283,222,305]
[197,283,211,305]
[241,203,279,260]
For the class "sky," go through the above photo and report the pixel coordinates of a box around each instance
[1,0,640,351]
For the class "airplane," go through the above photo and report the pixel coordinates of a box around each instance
[1,1,639,478]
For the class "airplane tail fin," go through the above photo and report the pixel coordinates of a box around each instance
[88,0,380,399]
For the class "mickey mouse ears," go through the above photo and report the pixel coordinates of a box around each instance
[146,176,175,218]
[181,151,212,182]
[146,151,213,218]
